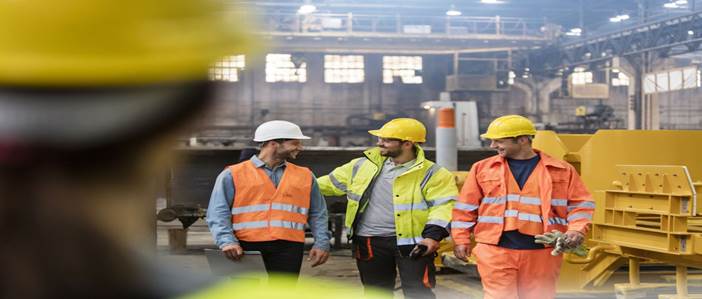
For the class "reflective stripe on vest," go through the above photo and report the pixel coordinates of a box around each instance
[229,160,312,243]
[328,173,348,193]
[568,201,595,212]
[398,236,425,246]
[567,212,592,222]
[502,163,545,235]
[551,199,568,207]
[231,203,309,215]
[346,158,367,203]
[427,196,456,207]
[455,202,479,212]
[548,217,568,225]
[478,215,504,223]
[233,220,306,230]
[452,221,476,228]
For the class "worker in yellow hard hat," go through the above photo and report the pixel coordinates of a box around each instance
[317,118,458,299]
[451,115,595,299]
[0,0,258,297]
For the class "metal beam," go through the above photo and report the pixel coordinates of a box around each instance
[519,10,702,73]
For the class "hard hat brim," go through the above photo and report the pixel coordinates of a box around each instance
[368,129,383,137]
[253,135,310,142]
[480,130,537,140]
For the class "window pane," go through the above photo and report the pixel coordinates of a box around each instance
[669,70,683,91]
[209,55,245,82]
[383,56,422,84]
[683,67,697,89]
[656,72,669,92]
[324,55,364,83]
[644,74,656,94]
[265,54,307,83]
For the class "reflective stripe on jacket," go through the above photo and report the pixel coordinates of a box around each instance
[229,160,312,243]
[502,164,545,235]
[318,146,457,246]
[451,150,594,246]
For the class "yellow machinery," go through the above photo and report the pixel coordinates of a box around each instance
[439,130,702,298]
[534,130,702,298]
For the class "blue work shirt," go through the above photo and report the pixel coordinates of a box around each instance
[206,155,330,251]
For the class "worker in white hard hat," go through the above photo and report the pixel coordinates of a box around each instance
[206,120,330,276]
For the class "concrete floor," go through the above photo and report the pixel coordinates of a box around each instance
[158,221,483,298]
[158,221,691,299]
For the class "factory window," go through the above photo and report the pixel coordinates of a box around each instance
[324,55,364,83]
[210,55,245,82]
[669,70,683,91]
[684,67,699,89]
[644,74,656,94]
[644,67,699,94]
[570,71,593,85]
[656,73,669,92]
[611,71,629,86]
[265,54,307,83]
[383,56,422,84]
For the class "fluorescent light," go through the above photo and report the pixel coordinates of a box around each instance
[297,4,317,14]
[565,27,582,36]
[481,0,503,4]
[446,5,462,16]
[689,30,695,35]
[676,0,688,4]
[423,105,432,110]
[609,14,629,23]
[664,2,678,8]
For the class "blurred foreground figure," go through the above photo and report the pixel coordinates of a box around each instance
[0,0,253,297]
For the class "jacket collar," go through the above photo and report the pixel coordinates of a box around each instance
[363,145,426,168]
[486,149,566,169]
[250,155,287,170]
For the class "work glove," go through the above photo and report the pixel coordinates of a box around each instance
[535,230,588,257]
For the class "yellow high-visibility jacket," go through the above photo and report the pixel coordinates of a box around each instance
[318,146,457,246]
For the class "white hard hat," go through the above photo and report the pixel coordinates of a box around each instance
[253,120,310,142]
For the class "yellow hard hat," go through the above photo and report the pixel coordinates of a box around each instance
[0,0,257,86]
[480,115,537,139]
[369,118,426,142]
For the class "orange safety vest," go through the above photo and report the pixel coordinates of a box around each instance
[502,164,545,236]
[451,150,594,246]
[229,160,312,243]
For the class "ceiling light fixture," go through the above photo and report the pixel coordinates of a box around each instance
[297,2,317,15]
[446,5,462,16]
[609,14,630,23]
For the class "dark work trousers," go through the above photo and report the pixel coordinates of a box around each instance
[239,240,304,276]
[354,236,436,299]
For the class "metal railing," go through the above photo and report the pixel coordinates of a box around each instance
[258,12,547,38]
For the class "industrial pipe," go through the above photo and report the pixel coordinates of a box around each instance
[436,107,457,171]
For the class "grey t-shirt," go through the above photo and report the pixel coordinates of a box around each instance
[356,158,416,237]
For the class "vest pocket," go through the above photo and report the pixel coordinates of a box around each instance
[478,177,502,197]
